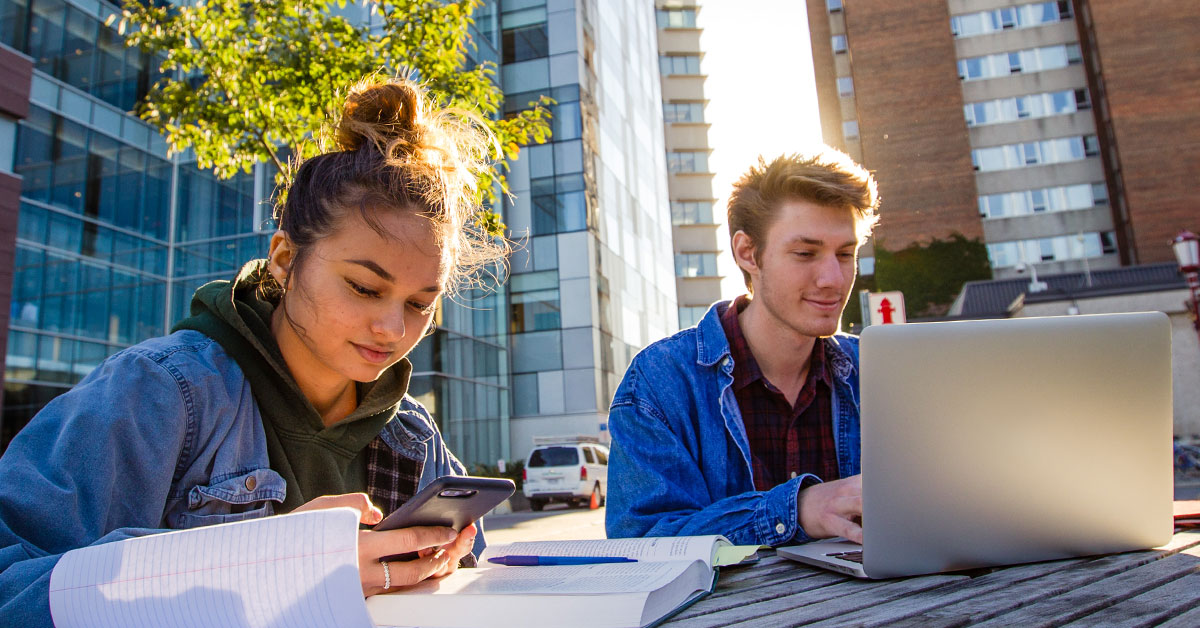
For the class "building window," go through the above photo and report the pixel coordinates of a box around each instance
[663,102,704,123]
[656,9,697,29]
[826,0,843,12]
[529,174,587,235]
[972,136,1095,172]
[678,306,709,328]
[667,151,709,174]
[958,44,1081,81]
[842,120,859,140]
[836,76,854,97]
[509,270,560,333]
[985,231,1117,268]
[951,2,1075,38]
[831,35,848,54]
[675,253,718,278]
[502,22,548,64]
[660,55,701,76]
[964,89,1089,126]
[670,201,714,225]
[1074,88,1091,109]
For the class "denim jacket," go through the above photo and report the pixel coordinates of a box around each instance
[605,300,862,546]
[0,330,477,627]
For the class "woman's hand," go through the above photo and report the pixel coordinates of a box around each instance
[293,493,477,596]
[417,523,477,579]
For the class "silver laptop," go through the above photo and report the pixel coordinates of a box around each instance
[779,312,1174,579]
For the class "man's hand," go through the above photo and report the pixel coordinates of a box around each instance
[797,474,863,543]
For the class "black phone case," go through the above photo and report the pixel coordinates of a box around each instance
[373,476,515,561]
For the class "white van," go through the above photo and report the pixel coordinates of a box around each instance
[522,439,609,511]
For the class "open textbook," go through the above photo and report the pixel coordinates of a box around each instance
[368,536,757,628]
[47,508,757,628]
[48,508,373,628]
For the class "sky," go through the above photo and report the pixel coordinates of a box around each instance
[696,0,826,298]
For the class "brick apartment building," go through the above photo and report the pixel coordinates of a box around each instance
[806,0,1199,280]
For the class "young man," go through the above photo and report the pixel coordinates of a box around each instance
[605,149,879,547]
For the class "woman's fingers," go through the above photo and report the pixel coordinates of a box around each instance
[294,493,383,525]
[370,526,458,555]
[386,548,454,589]
[428,524,479,579]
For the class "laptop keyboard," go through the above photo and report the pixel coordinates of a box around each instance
[826,550,863,564]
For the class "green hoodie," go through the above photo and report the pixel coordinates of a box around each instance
[173,259,411,512]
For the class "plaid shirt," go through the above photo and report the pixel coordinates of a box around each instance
[721,296,839,492]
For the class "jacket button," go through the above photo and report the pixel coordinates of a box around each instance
[245,475,257,491]
[775,522,786,535]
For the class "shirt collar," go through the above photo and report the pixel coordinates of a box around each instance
[719,294,832,393]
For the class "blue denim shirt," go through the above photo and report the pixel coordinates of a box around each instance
[0,330,479,627]
[605,300,862,546]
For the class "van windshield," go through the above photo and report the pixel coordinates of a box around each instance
[528,447,579,467]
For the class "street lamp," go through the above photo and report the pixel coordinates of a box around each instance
[1173,230,1200,334]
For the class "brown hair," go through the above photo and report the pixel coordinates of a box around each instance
[727,149,880,292]
[271,76,505,296]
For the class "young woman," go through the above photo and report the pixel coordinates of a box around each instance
[0,78,504,625]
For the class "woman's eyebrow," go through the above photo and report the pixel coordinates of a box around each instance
[345,259,394,282]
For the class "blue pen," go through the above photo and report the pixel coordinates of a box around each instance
[487,555,638,566]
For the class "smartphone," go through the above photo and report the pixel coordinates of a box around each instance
[373,476,514,561]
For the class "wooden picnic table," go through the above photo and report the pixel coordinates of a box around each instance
[662,530,1200,627]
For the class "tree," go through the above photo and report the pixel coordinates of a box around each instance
[114,0,552,234]
[873,233,992,318]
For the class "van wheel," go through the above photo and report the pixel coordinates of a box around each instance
[530,499,545,512]
[597,483,605,507]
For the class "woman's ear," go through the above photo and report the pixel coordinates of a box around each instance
[267,231,296,289]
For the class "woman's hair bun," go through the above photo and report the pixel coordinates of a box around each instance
[335,79,425,153]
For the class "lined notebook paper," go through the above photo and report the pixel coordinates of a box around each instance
[48,508,373,628]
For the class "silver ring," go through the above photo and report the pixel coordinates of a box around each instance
[381,559,391,590]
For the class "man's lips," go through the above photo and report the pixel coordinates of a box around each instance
[803,297,842,311]
[353,343,394,364]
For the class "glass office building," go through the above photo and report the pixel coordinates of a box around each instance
[498,0,677,460]
[0,0,512,463]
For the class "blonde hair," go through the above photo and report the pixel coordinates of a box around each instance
[273,76,506,296]
[727,149,880,292]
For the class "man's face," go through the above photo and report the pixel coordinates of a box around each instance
[743,199,859,339]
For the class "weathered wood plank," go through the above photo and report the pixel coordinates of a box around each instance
[679,575,965,628]
[971,553,1200,627]
[800,556,1089,628]
[714,559,820,588]
[1151,601,1200,628]
[671,572,856,623]
[709,568,831,600]
[664,532,1200,627]
[885,538,1200,628]
[1058,571,1200,628]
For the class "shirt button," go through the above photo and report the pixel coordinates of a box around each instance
[245,475,258,491]
[776,522,786,535]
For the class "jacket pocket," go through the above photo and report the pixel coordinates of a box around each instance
[175,469,286,529]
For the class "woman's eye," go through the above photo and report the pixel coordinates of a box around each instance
[346,280,379,298]
[409,301,436,315]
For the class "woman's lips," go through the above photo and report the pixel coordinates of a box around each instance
[353,343,393,364]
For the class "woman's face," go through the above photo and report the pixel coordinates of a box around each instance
[268,209,448,389]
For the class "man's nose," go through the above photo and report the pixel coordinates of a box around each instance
[815,255,843,288]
